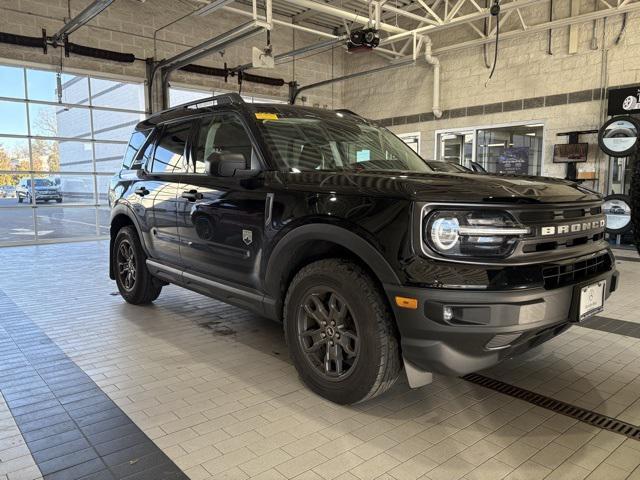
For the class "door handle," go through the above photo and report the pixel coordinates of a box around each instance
[182,189,203,202]
[134,186,149,196]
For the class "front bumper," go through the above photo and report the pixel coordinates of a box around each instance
[385,267,618,376]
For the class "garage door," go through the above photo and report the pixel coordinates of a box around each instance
[0,64,145,246]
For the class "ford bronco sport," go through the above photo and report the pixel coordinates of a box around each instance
[109,93,618,404]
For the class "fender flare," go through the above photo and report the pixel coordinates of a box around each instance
[109,203,149,278]
[263,223,402,299]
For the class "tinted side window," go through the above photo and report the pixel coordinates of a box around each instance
[193,114,254,174]
[122,129,150,170]
[151,122,192,174]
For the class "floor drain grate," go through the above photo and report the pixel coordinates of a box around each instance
[462,373,640,441]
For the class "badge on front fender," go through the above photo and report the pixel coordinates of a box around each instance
[242,229,253,245]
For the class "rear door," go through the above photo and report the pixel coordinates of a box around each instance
[177,112,267,289]
[138,120,192,265]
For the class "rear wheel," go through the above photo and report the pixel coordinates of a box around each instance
[284,259,401,404]
[113,226,162,304]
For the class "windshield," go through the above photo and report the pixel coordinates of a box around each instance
[425,161,470,173]
[255,112,432,172]
[33,179,54,187]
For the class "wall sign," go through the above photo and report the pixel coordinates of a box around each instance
[608,86,640,115]
[497,147,529,175]
[598,116,640,157]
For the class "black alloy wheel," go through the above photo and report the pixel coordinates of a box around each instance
[116,239,136,291]
[297,288,360,380]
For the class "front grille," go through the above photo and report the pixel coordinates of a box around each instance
[513,202,606,257]
[542,252,612,289]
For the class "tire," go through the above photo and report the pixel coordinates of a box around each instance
[17,196,23,203]
[56,198,62,203]
[603,194,633,235]
[632,160,640,255]
[284,258,401,404]
[113,226,162,305]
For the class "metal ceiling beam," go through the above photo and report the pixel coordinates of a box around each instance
[291,56,416,102]
[157,20,267,72]
[380,0,544,44]
[234,35,346,71]
[50,0,115,46]
[431,0,640,54]
[279,0,407,33]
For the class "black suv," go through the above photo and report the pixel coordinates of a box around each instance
[109,94,618,404]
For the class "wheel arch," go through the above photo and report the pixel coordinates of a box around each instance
[109,204,145,280]
[263,224,401,321]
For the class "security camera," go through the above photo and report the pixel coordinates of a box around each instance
[348,28,380,52]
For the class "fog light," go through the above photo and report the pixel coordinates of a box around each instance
[443,306,453,322]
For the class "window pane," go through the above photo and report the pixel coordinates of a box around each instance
[194,114,252,173]
[98,206,110,236]
[92,110,142,141]
[96,174,111,205]
[476,125,543,175]
[0,137,30,172]
[90,78,144,111]
[120,130,149,170]
[0,101,28,135]
[95,142,127,173]
[36,206,97,239]
[0,208,35,243]
[25,69,89,104]
[169,87,211,107]
[0,65,25,99]
[16,175,61,205]
[29,104,91,139]
[0,173,29,207]
[54,174,96,204]
[32,139,94,172]
[152,122,190,173]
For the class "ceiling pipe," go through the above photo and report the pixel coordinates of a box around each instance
[278,0,406,34]
[423,36,442,118]
[223,6,338,38]
[50,0,115,46]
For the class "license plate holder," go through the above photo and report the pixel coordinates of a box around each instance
[578,280,605,321]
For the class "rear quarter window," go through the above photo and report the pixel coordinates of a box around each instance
[122,129,151,170]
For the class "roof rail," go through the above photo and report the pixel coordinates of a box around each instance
[334,108,360,117]
[148,93,245,120]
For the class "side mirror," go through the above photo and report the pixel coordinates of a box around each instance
[205,152,247,177]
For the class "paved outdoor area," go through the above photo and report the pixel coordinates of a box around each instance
[0,241,639,480]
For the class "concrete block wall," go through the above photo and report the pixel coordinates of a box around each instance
[342,3,640,192]
[0,0,343,110]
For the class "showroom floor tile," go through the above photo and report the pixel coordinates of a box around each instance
[0,241,639,479]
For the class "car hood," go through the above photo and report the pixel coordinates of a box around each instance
[269,170,601,204]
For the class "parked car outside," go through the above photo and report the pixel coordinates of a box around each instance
[16,178,63,204]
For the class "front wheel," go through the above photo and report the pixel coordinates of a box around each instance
[113,226,162,304]
[284,259,401,404]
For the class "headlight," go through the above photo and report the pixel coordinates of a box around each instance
[424,210,530,258]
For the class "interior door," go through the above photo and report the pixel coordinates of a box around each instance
[142,120,191,266]
[177,112,266,289]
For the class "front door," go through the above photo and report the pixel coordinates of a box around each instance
[177,112,266,290]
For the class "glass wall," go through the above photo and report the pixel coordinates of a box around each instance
[168,85,287,107]
[436,123,544,175]
[0,64,145,245]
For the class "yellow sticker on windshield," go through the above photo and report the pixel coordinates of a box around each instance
[255,112,278,120]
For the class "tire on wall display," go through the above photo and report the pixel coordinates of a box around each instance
[603,194,633,235]
[632,156,640,254]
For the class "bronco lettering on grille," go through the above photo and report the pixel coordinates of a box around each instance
[540,219,606,236]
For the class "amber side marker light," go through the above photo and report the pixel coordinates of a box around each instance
[395,296,418,309]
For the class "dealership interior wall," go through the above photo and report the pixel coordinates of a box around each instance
[1,1,640,480]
